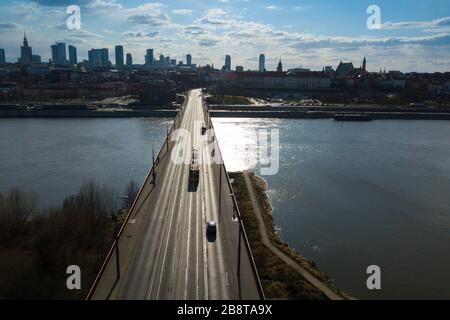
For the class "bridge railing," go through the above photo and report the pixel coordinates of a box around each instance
[86,91,190,300]
[202,96,266,300]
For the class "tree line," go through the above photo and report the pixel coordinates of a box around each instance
[0,180,138,299]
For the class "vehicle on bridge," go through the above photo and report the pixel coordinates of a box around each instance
[201,122,207,135]
[206,221,217,242]
[189,147,200,185]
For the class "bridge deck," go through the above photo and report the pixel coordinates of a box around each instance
[89,89,262,300]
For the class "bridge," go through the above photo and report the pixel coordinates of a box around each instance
[87,89,264,300]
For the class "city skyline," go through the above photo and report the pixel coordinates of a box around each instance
[0,0,449,72]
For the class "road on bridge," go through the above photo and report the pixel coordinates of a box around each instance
[89,89,262,300]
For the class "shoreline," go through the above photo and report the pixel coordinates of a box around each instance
[0,109,178,118]
[230,171,349,300]
[2,103,450,120]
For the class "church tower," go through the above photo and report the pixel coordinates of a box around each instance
[277,58,283,72]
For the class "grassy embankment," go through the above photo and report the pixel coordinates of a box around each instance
[206,95,253,105]
[230,171,347,300]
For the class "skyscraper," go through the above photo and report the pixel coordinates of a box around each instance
[101,48,109,67]
[51,42,66,65]
[186,54,192,66]
[88,48,109,67]
[68,45,77,64]
[259,54,265,72]
[31,55,41,63]
[20,33,32,64]
[88,49,102,66]
[115,45,124,67]
[224,55,231,71]
[126,53,133,66]
[0,49,5,65]
[145,49,154,65]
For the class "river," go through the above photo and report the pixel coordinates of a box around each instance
[1,117,449,299]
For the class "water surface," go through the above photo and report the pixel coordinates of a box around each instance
[1,117,449,299]
[214,118,450,300]
[0,118,171,207]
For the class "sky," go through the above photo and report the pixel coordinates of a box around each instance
[0,0,450,72]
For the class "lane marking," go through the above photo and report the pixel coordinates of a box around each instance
[183,191,193,299]
[146,93,193,299]
[155,91,196,299]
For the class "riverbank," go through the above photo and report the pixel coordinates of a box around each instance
[230,171,348,300]
[3,103,450,120]
[210,104,450,120]
[0,107,178,118]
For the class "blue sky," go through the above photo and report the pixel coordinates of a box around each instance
[1,0,450,71]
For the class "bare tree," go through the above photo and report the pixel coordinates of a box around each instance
[0,188,38,246]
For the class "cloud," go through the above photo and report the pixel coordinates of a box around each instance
[87,0,122,10]
[31,0,92,5]
[172,9,193,15]
[119,3,171,27]
[184,25,204,35]
[123,31,160,38]
[293,5,311,11]
[287,32,450,51]
[198,38,219,47]
[31,0,121,8]
[265,5,280,11]
[200,17,228,26]
[32,0,122,9]
[206,8,227,17]
[0,22,19,29]
[382,16,450,31]
[1,1,449,71]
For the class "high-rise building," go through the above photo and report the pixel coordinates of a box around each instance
[51,42,66,65]
[159,54,164,63]
[126,53,133,66]
[186,54,192,66]
[115,45,124,67]
[101,48,109,66]
[0,49,5,65]
[88,49,101,66]
[88,48,109,67]
[20,33,32,64]
[259,54,265,72]
[224,55,231,71]
[68,45,77,64]
[145,49,154,65]
[31,55,41,63]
